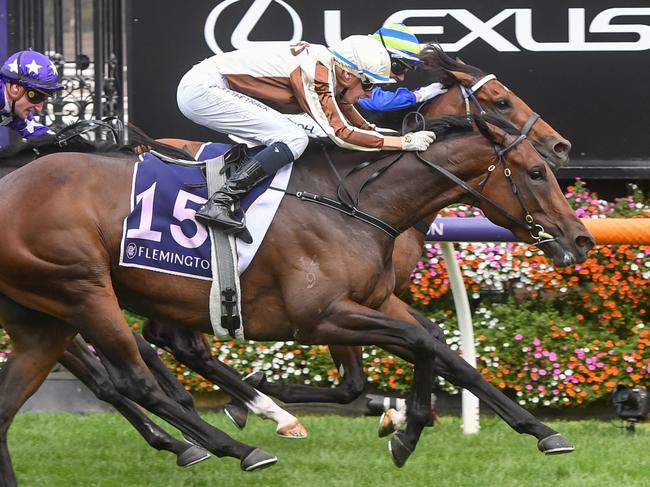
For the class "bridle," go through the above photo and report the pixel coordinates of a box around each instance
[415,124,556,246]
[416,73,542,146]
[407,73,556,245]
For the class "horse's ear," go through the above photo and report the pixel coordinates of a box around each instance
[475,116,508,146]
[448,70,474,86]
[455,57,467,65]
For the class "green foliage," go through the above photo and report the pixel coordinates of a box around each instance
[9,414,650,487]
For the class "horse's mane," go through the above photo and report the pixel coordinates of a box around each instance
[404,113,519,143]
[474,113,521,136]
[419,43,486,87]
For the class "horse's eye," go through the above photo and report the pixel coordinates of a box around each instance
[494,99,511,112]
[529,168,545,180]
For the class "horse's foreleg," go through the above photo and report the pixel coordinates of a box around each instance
[0,300,75,487]
[72,294,276,471]
[142,320,306,439]
[59,335,210,467]
[386,305,572,453]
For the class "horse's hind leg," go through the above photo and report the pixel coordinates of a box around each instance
[72,294,276,471]
[247,345,366,404]
[142,320,306,438]
[59,335,210,467]
[0,301,75,487]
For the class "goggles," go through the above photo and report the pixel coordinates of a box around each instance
[360,77,376,92]
[25,87,51,104]
[390,58,416,76]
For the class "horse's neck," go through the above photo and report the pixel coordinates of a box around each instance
[422,86,466,119]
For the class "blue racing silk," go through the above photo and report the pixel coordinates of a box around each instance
[358,86,417,112]
[0,80,53,139]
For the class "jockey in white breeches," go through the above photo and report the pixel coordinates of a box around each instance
[177,35,436,234]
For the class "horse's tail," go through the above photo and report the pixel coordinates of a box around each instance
[127,123,196,161]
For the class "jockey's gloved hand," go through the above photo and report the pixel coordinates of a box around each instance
[414,82,448,102]
[401,131,436,151]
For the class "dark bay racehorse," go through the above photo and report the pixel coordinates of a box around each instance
[0,114,593,483]
[152,46,574,431]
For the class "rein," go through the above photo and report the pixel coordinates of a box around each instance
[407,73,544,238]
[55,117,123,146]
[275,74,551,244]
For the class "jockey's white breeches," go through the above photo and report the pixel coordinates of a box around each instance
[283,113,328,138]
[177,61,309,159]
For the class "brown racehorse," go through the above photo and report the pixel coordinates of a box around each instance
[0,113,593,483]
[150,46,573,431]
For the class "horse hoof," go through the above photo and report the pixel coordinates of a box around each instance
[240,448,278,471]
[388,432,413,468]
[176,444,211,467]
[537,433,575,455]
[224,403,249,430]
[378,410,396,438]
[276,421,308,439]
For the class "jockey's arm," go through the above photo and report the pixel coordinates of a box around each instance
[358,87,417,112]
[8,112,54,139]
[296,61,403,151]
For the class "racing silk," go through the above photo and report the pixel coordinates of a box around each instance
[358,86,417,112]
[207,42,402,151]
[0,80,52,139]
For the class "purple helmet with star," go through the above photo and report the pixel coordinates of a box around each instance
[0,49,64,92]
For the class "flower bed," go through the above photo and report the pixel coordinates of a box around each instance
[1,180,648,408]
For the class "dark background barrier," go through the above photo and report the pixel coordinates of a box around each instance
[2,1,649,197]
[125,0,650,197]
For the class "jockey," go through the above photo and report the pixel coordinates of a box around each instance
[359,23,447,112]
[177,35,436,232]
[0,49,63,139]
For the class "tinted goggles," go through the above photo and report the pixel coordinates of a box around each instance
[25,88,51,104]
[390,58,416,76]
[360,77,376,92]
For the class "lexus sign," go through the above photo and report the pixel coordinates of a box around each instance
[128,0,650,164]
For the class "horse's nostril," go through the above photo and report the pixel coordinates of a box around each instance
[554,140,572,156]
[576,235,595,251]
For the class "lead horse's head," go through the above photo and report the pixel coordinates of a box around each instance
[474,114,593,266]
[416,114,594,267]
[418,44,571,170]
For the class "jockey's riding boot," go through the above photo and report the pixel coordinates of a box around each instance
[195,156,268,230]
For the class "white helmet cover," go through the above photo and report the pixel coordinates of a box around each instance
[330,35,395,84]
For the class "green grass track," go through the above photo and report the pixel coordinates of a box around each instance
[8,413,650,487]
